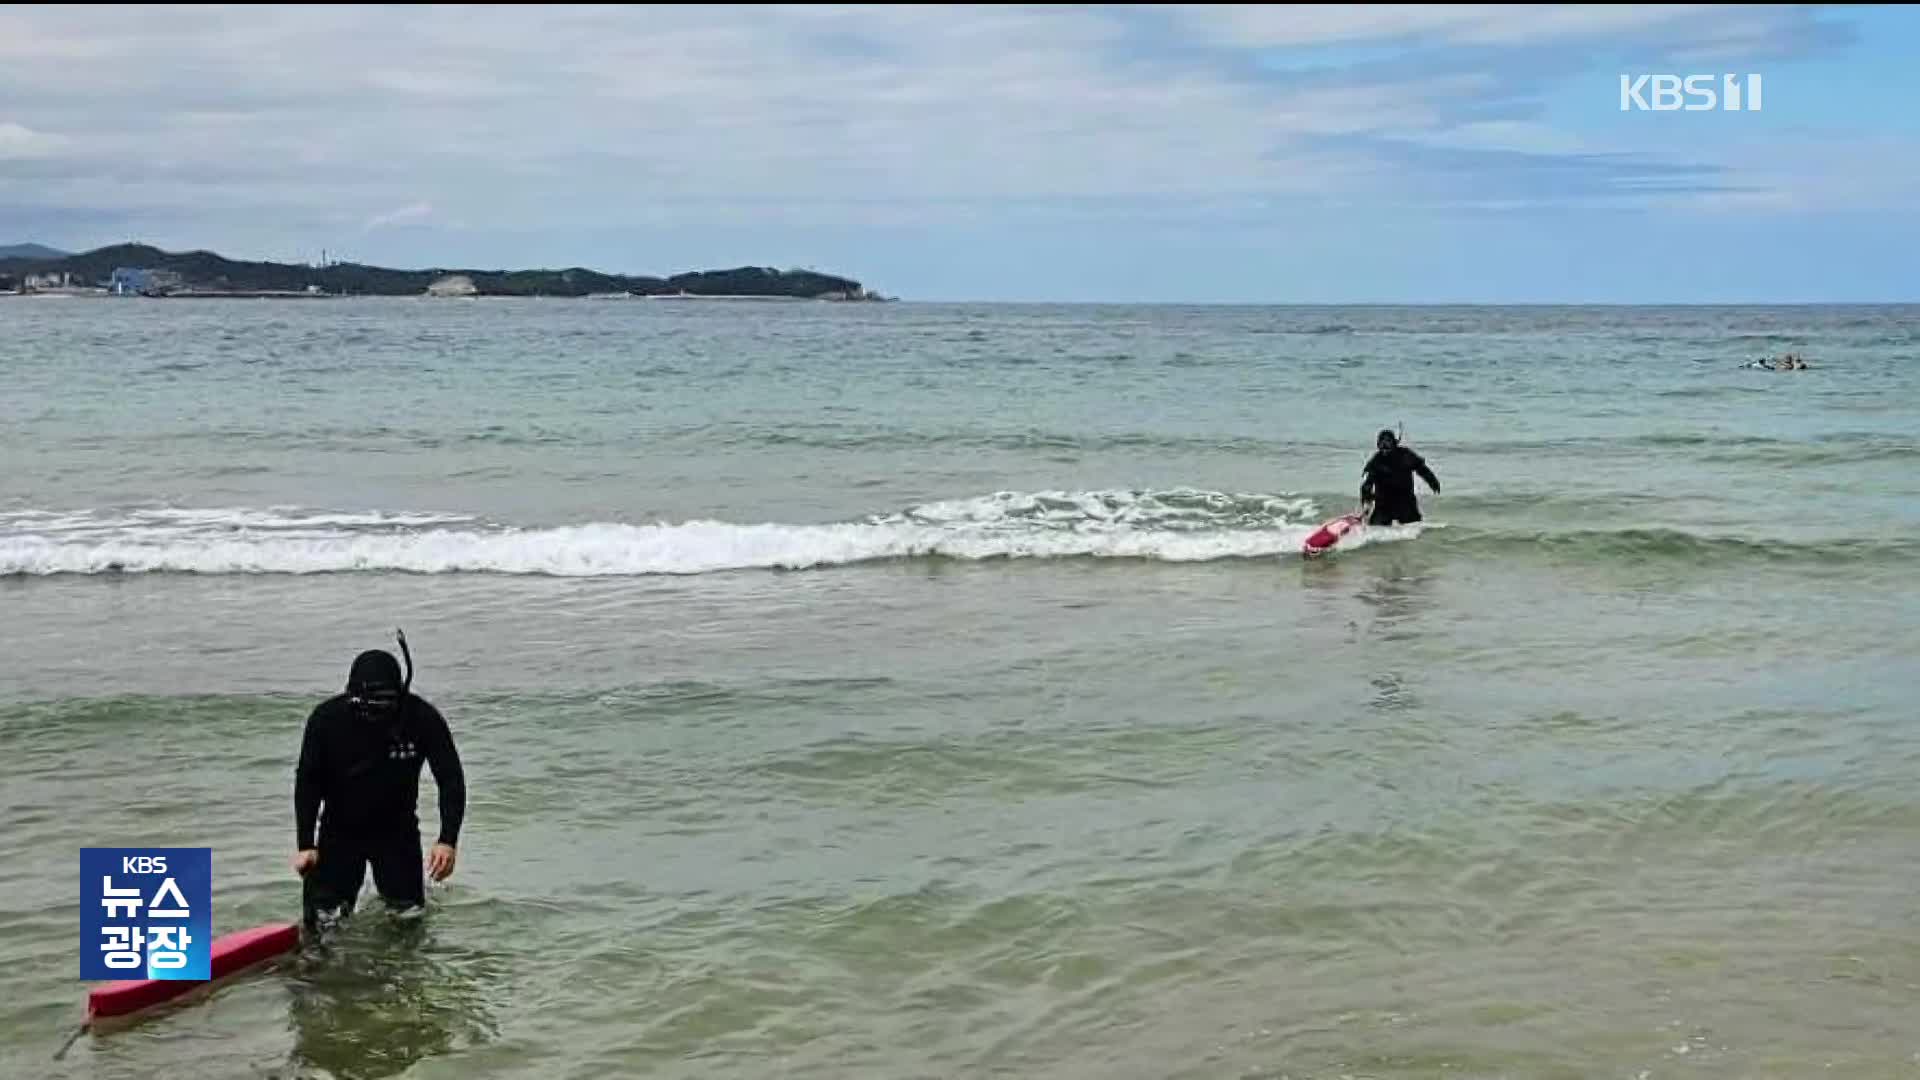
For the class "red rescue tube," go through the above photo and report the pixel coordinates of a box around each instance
[86,922,300,1022]
[1301,512,1363,559]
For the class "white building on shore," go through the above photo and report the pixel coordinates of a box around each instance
[425,274,477,297]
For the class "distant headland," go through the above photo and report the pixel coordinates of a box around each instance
[0,243,891,301]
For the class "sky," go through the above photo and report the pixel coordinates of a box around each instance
[2,3,1917,302]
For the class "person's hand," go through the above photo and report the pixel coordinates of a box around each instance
[426,843,457,882]
[292,849,319,876]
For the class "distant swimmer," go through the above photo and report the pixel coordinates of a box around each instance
[1360,428,1440,526]
[293,632,466,934]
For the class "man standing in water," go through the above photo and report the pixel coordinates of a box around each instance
[1360,428,1441,526]
[293,639,466,932]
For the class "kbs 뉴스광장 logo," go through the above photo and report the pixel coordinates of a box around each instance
[79,848,212,981]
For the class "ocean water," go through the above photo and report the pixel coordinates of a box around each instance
[3,298,1918,1079]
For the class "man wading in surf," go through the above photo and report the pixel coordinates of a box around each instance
[1360,428,1440,526]
[293,634,466,932]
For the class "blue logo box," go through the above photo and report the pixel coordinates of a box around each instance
[80,848,212,981]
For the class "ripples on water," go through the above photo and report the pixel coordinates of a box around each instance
[2,301,1919,1079]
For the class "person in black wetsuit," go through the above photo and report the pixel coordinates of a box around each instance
[1360,428,1440,526]
[293,644,466,932]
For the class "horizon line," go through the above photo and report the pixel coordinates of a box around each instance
[8,241,1915,307]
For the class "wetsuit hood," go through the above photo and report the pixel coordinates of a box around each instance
[347,650,404,694]
[347,650,407,723]
[1376,429,1398,451]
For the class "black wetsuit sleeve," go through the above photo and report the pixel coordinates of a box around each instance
[420,702,467,848]
[1412,454,1440,493]
[294,707,325,851]
[1360,455,1378,503]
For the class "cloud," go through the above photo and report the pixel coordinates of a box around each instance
[1162,3,1838,54]
[0,121,67,160]
[0,2,1897,264]
[1411,120,1587,155]
[1161,4,1702,49]
[362,202,435,232]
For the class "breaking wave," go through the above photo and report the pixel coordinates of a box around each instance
[0,492,1420,577]
[6,497,1910,578]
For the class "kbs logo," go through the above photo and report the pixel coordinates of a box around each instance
[1620,74,1763,112]
[80,847,212,981]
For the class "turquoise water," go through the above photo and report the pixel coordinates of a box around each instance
[3,299,1919,1078]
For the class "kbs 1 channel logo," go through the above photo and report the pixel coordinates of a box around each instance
[1620,73,1763,113]
[80,848,213,981]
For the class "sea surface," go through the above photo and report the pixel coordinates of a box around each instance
[3,298,1918,1080]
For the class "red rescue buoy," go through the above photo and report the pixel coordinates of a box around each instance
[1302,512,1363,559]
[85,921,301,1022]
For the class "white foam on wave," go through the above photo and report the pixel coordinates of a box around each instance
[138,507,476,529]
[0,492,1420,576]
[0,506,475,536]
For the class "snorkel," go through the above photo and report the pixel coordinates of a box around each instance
[396,628,413,696]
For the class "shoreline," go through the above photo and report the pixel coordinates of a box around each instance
[0,242,886,302]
